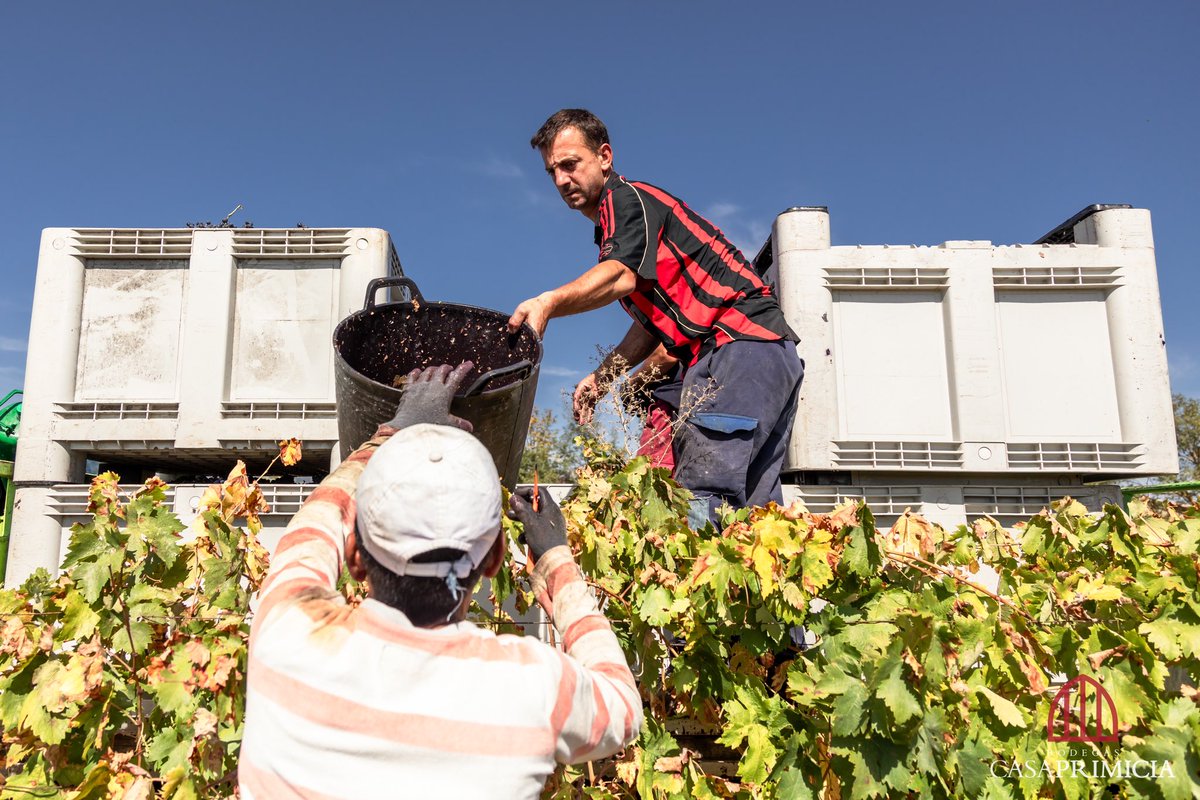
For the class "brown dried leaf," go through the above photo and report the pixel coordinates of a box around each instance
[278,437,303,467]
[119,775,153,800]
[193,707,218,739]
[1,616,34,660]
[137,476,168,497]
[203,654,238,692]
[829,502,860,529]
[887,510,938,559]
[615,757,639,785]
[183,640,211,669]
[1086,645,1126,672]
[1018,655,1048,694]
[781,499,810,520]
[653,749,693,774]
[77,636,105,694]
[221,462,251,517]
[771,658,793,693]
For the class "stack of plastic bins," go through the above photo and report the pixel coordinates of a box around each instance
[761,204,1176,531]
[6,227,400,585]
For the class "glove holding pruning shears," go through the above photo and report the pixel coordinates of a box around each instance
[507,486,567,565]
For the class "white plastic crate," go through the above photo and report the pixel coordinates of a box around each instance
[8,227,397,584]
[768,206,1177,478]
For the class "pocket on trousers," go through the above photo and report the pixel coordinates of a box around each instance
[675,413,759,497]
[691,413,757,434]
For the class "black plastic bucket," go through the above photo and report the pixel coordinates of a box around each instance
[333,277,541,488]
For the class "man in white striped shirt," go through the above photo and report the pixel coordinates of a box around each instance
[240,364,643,798]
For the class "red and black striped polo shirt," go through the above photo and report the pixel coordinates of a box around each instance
[595,174,797,367]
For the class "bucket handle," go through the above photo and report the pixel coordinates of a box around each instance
[463,360,533,397]
[363,276,425,310]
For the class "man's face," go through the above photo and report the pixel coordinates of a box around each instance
[540,126,613,221]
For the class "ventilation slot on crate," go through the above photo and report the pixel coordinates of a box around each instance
[216,439,337,455]
[49,484,158,519]
[833,441,963,469]
[232,229,351,258]
[75,440,175,452]
[55,402,180,420]
[388,245,404,277]
[1005,442,1142,471]
[963,486,1100,526]
[792,486,922,515]
[258,484,317,518]
[71,229,193,258]
[221,402,337,420]
[824,267,948,290]
[992,266,1121,289]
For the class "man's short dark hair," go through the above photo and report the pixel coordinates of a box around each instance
[358,544,491,627]
[530,109,610,152]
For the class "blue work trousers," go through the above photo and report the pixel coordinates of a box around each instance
[673,340,804,527]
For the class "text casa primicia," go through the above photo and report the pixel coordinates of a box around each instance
[990,759,1175,780]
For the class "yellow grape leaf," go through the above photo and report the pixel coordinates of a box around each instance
[278,437,303,467]
[781,582,807,611]
[32,660,86,712]
[195,484,223,516]
[1051,496,1089,517]
[754,516,802,559]
[750,545,777,596]
[1072,576,1123,603]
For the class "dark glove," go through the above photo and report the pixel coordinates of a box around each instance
[508,486,567,564]
[385,362,474,432]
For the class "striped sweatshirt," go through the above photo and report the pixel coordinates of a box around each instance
[239,430,643,799]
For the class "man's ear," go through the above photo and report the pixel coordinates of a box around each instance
[598,142,613,174]
[345,530,368,582]
[481,529,506,578]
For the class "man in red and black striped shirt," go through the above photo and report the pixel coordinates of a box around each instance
[509,109,804,525]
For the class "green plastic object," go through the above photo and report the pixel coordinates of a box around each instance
[1121,481,1200,501]
[0,390,20,463]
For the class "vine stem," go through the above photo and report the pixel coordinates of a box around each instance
[110,565,146,763]
[586,580,633,610]
[882,549,1043,628]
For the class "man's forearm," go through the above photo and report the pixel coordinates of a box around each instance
[542,260,638,319]
[597,322,659,383]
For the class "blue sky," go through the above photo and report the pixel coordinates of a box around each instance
[1,1,1197,418]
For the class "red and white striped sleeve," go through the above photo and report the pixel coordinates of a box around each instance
[531,546,644,763]
[253,428,394,625]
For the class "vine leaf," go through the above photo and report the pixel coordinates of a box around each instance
[976,686,1027,729]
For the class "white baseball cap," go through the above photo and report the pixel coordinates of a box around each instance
[355,423,502,579]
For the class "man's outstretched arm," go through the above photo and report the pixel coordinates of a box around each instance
[507,259,638,338]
